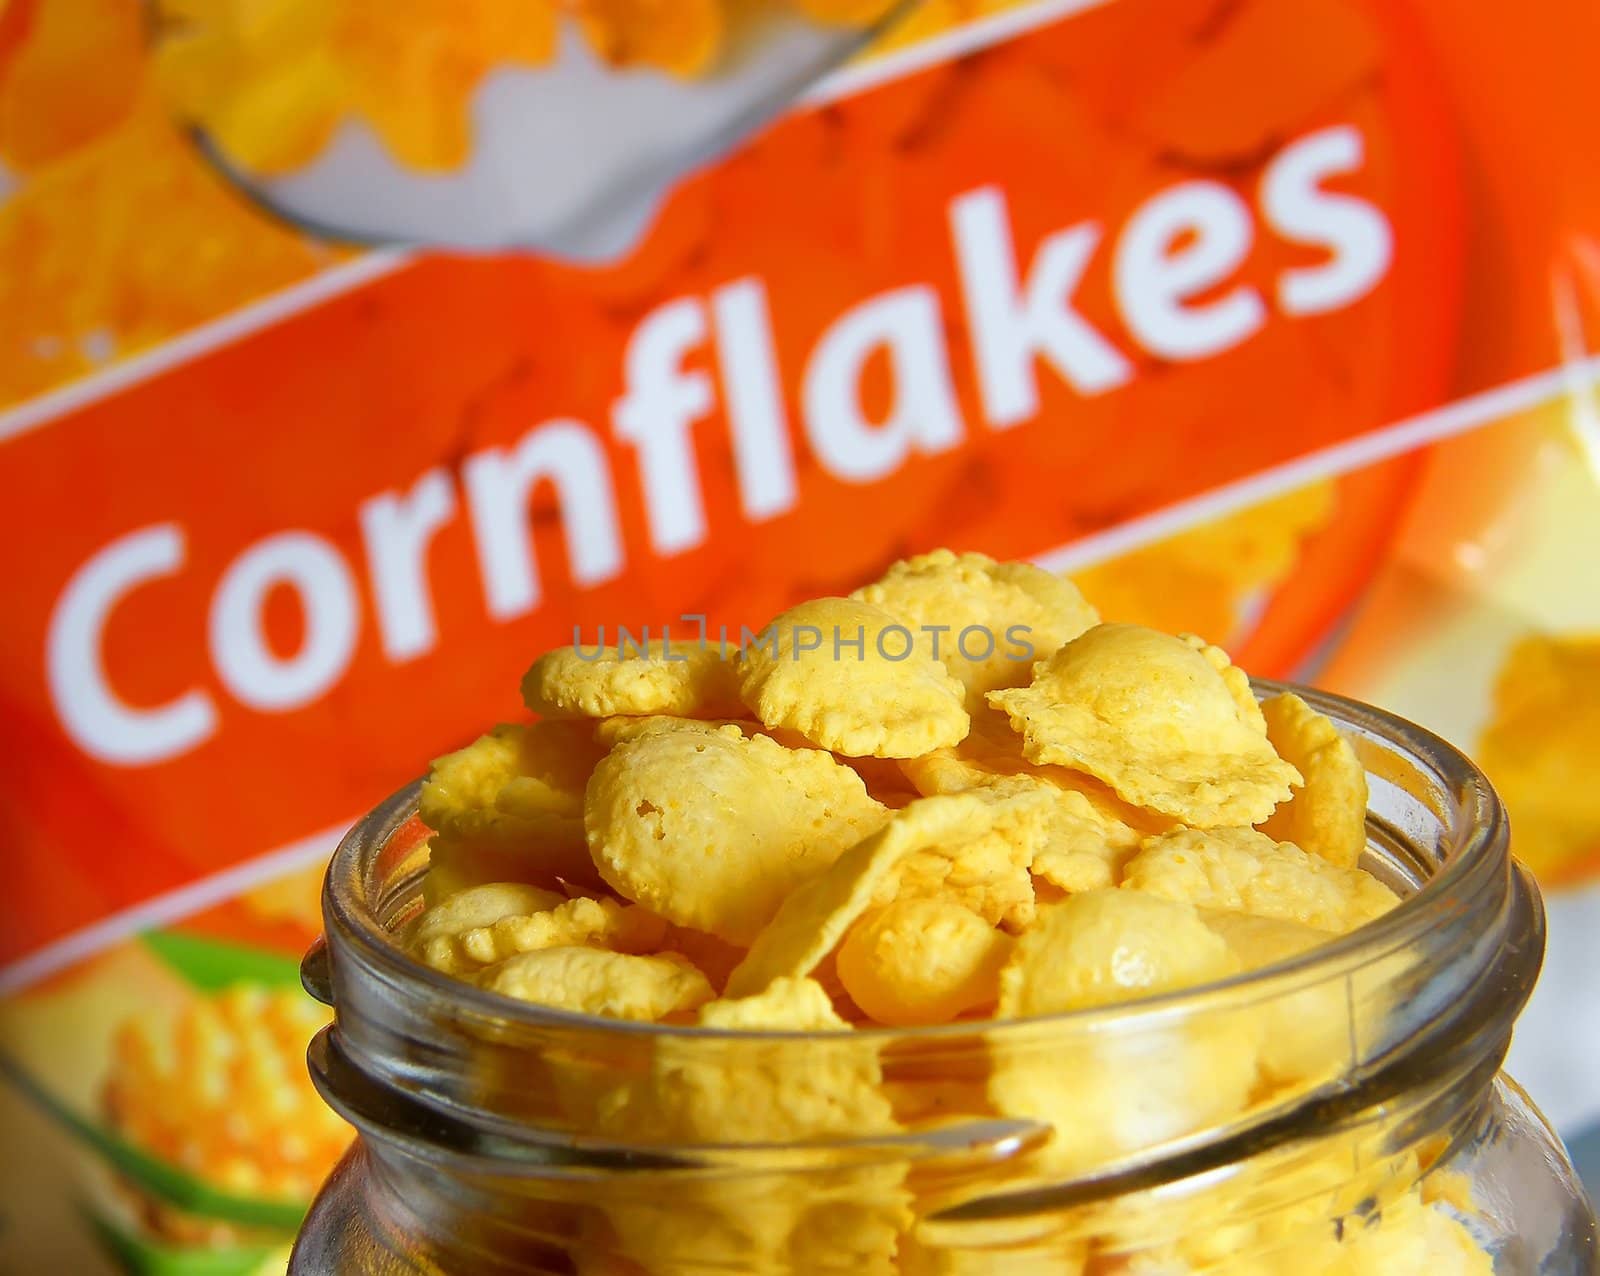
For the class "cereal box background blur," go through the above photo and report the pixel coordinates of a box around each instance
[2,0,1599,1270]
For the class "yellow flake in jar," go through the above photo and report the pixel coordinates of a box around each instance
[1124,826,1398,934]
[593,714,753,747]
[584,722,889,945]
[612,976,899,1144]
[901,1214,1089,1275]
[897,703,1033,795]
[898,710,1166,894]
[723,793,994,998]
[1200,908,1346,1086]
[852,548,1099,703]
[420,721,606,894]
[986,624,1301,826]
[875,779,1060,930]
[997,889,1237,1017]
[988,891,1258,1175]
[412,888,667,976]
[599,1168,910,1275]
[996,774,1149,895]
[411,880,567,971]
[1181,631,1269,735]
[1256,692,1370,869]
[738,597,970,759]
[481,946,714,1022]
[836,897,1012,1025]
[1327,1187,1495,1275]
[523,639,743,720]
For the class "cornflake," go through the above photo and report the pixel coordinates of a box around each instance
[482,947,714,1022]
[987,624,1300,826]
[1124,826,1398,933]
[523,639,742,720]
[420,721,606,894]
[852,548,1098,702]
[413,892,668,977]
[836,897,1012,1025]
[724,794,994,998]
[585,722,888,945]
[988,891,1257,1174]
[1255,692,1371,870]
[738,597,969,758]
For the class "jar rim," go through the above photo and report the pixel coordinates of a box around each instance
[315,678,1520,1044]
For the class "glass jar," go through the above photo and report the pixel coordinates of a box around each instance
[290,683,1599,1274]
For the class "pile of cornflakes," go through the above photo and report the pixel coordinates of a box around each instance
[401,549,1491,1273]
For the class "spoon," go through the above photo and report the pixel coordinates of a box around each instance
[157,3,925,261]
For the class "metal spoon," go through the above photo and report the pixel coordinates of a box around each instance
[161,4,924,261]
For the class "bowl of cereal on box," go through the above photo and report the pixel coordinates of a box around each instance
[290,551,1599,1275]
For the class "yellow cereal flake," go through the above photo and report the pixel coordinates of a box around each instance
[697,973,852,1033]
[997,890,1237,1017]
[738,597,969,758]
[1475,633,1600,879]
[897,702,1037,795]
[0,86,332,405]
[412,880,565,945]
[876,780,1056,929]
[1256,693,1369,869]
[1181,632,1268,735]
[724,793,993,998]
[1124,827,1398,934]
[989,892,1256,1175]
[599,1163,909,1276]
[836,897,1012,1025]
[1327,1189,1495,1275]
[593,714,754,747]
[1005,775,1149,894]
[413,889,667,977]
[481,947,713,1022]
[899,709,1167,881]
[852,548,1098,702]
[585,722,889,945]
[987,624,1300,826]
[994,995,1255,1180]
[902,1214,1089,1276]
[523,639,742,720]
[589,977,898,1154]
[420,721,605,890]
[1200,908,1345,1085]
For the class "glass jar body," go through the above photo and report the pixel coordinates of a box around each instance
[292,1073,1596,1274]
[289,684,1600,1275]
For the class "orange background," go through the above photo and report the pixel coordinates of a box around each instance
[3,0,1598,968]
